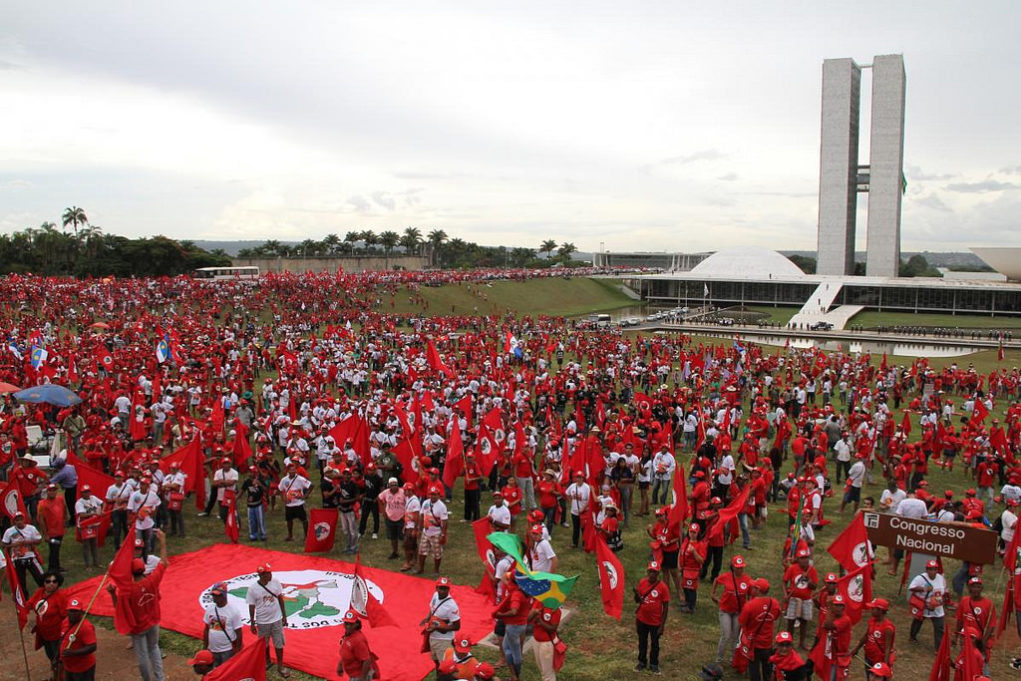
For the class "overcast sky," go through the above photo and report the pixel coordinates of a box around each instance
[2,1,1018,254]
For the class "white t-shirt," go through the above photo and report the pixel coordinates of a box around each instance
[880,488,906,512]
[894,497,928,519]
[214,469,239,503]
[427,592,460,641]
[530,539,556,573]
[245,578,284,625]
[717,455,735,486]
[203,602,243,653]
[565,483,591,515]
[278,474,311,507]
[2,525,42,559]
[1002,509,1018,545]
[908,572,946,618]
[421,499,449,537]
[834,440,851,463]
[128,489,161,530]
[487,504,511,528]
[75,495,104,516]
[847,461,866,488]
[404,496,421,529]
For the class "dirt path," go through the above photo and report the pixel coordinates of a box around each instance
[0,605,195,681]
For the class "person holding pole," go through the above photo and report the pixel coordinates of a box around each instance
[59,598,98,681]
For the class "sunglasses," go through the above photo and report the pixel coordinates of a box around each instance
[44,579,59,584]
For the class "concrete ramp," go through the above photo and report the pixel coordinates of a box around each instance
[788,282,863,330]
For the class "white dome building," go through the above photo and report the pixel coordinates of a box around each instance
[689,246,805,279]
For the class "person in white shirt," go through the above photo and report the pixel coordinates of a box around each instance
[651,446,675,506]
[203,582,243,666]
[879,480,906,514]
[401,485,422,572]
[908,561,947,650]
[565,472,591,549]
[105,471,134,550]
[528,525,558,573]
[246,564,289,676]
[840,454,868,514]
[163,463,188,537]
[417,487,449,576]
[888,492,929,575]
[211,458,239,524]
[487,491,511,531]
[420,577,461,668]
[127,477,161,556]
[277,464,311,542]
[833,434,852,483]
[75,485,105,568]
[1001,499,1019,547]
[1,512,43,587]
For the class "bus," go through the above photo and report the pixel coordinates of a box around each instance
[586,313,612,328]
[193,266,260,282]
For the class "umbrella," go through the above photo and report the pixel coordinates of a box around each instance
[0,382,21,394]
[90,322,110,329]
[13,384,82,407]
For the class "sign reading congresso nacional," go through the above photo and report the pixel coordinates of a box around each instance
[862,512,999,565]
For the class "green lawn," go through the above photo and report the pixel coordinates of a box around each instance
[850,309,1021,329]
[743,305,799,325]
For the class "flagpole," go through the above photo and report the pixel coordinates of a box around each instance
[7,550,33,681]
[13,608,31,681]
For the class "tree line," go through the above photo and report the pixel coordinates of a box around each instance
[237,230,581,269]
[0,207,231,277]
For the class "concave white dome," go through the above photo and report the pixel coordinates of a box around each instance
[690,246,804,278]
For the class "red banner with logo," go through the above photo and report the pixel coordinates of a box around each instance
[65,544,493,681]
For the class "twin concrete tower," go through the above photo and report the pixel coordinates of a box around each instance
[817,55,906,277]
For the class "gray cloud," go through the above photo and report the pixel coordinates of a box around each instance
[945,180,1019,193]
[658,149,726,166]
[371,191,396,211]
[913,193,952,212]
[717,172,738,182]
[999,165,1021,175]
[347,195,371,213]
[905,165,953,181]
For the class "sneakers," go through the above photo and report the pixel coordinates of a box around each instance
[650,665,661,675]
[1010,657,1021,669]
[372,533,378,540]
[197,512,208,517]
[634,663,647,672]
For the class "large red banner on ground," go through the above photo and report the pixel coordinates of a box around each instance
[65,544,493,681]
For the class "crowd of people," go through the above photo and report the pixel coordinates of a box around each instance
[0,268,1018,680]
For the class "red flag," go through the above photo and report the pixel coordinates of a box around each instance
[667,464,688,535]
[808,636,831,681]
[900,410,912,436]
[5,550,28,629]
[392,438,420,484]
[224,490,239,544]
[108,535,138,635]
[706,487,750,543]
[442,418,465,489]
[970,399,990,426]
[66,450,115,500]
[472,518,497,599]
[0,480,27,521]
[826,512,874,572]
[426,340,454,379]
[159,437,207,511]
[205,639,268,681]
[211,394,225,434]
[76,511,113,548]
[594,536,624,620]
[304,508,338,553]
[93,347,114,372]
[834,563,873,624]
[353,553,399,628]
[232,419,253,468]
[928,622,952,681]
[329,414,372,466]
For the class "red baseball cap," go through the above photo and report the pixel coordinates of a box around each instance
[188,650,214,666]
[775,631,793,645]
[342,610,359,623]
[436,576,451,587]
[131,558,146,575]
[454,636,472,653]
[257,563,272,574]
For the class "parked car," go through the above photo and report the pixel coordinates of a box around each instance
[810,321,834,331]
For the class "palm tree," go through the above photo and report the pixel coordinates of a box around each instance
[378,230,400,267]
[344,231,361,254]
[557,242,577,262]
[427,229,448,267]
[360,230,378,253]
[262,239,282,256]
[322,233,341,255]
[61,207,88,236]
[400,227,422,255]
[540,239,557,259]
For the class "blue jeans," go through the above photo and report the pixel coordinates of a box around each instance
[503,623,526,666]
[652,478,670,506]
[247,505,267,540]
[132,625,164,681]
[517,477,536,510]
[738,513,750,548]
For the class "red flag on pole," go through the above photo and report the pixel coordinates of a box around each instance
[706,487,750,543]
[667,464,688,535]
[594,536,624,621]
[471,518,497,599]
[224,490,239,544]
[5,550,28,629]
[353,553,399,628]
[158,437,207,510]
[205,639,268,681]
[0,480,27,521]
[927,622,952,681]
[970,399,990,426]
[108,537,139,635]
[826,512,874,572]
[442,418,465,489]
[834,563,873,624]
[304,508,338,553]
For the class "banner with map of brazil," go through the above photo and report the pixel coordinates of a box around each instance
[65,544,494,681]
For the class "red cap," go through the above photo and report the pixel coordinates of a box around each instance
[131,558,146,575]
[926,559,939,569]
[688,523,700,533]
[454,636,472,653]
[647,561,661,572]
[832,594,845,605]
[870,662,892,678]
[775,631,793,645]
[731,555,745,568]
[342,610,359,623]
[796,548,810,558]
[473,661,495,680]
[188,650,214,666]
[825,573,838,584]
[868,598,890,610]
[257,563,272,574]
[436,576,451,587]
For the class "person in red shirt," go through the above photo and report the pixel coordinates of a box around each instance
[783,550,819,649]
[536,470,562,533]
[679,522,706,613]
[38,483,69,573]
[769,631,806,681]
[108,529,169,681]
[851,598,896,669]
[648,507,681,600]
[528,601,561,681]
[712,555,751,666]
[501,478,523,530]
[813,595,852,680]
[336,609,377,681]
[59,598,97,681]
[954,577,995,657]
[494,571,532,681]
[28,570,67,675]
[463,454,483,522]
[739,578,781,681]
[633,561,669,674]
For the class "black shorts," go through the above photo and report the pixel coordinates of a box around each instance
[843,487,861,504]
[661,549,679,570]
[639,481,650,490]
[285,505,307,522]
[385,518,402,541]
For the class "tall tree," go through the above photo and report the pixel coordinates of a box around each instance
[61,206,88,236]
[427,229,448,267]
[322,233,341,255]
[540,239,557,259]
[378,230,400,267]
[400,227,423,255]
[557,242,577,262]
[360,230,378,253]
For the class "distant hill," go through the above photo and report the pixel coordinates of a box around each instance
[192,241,296,256]
[780,250,989,270]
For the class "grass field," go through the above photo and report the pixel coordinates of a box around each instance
[36,279,1021,680]
[849,310,1021,330]
[384,277,636,318]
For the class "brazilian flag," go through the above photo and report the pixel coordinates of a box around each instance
[488,532,578,610]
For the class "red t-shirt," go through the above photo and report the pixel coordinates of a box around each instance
[463,464,481,491]
[531,604,562,642]
[512,453,533,478]
[60,618,97,673]
[538,481,560,510]
[635,577,670,626]
[38,498,66,538]
[338,630,372,677]
[122,563,166,634]
[497,586,531,625]
[863,617,896,663]
[28,588,67,641]
[784,564,818,600]
[502,485,522,515]
[739,597,780,649]
[828,614,853,657]
[714,573,752,614]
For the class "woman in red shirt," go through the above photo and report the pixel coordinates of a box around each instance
[851,598,896,669]
[712,555,751,666]
[337,610,377,681]
[679,523,706,613]
[494,572,531,681]
[634,561,670,674]
[501,477,523,530]
[28,570,67,674]
[648,507,681,601]
[536,470,562,532]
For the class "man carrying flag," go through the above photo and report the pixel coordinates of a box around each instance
[108,528,169,681]
[2,510,44,588]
